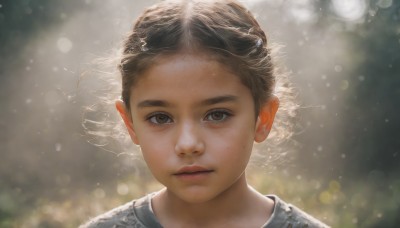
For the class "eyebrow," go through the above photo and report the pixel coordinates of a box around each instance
[136,95,238,109]
[137,100,170,108]
[200,95,239,106]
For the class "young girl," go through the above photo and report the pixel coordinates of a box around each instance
[82,0,328,227]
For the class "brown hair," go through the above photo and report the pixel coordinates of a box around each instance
[119,0,274,115]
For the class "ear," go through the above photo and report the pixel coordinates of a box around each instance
[115,100,139,145]
[254,95,279,143]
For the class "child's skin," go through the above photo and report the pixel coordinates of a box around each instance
[116,51,279,227]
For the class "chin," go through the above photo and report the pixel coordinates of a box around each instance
[169,187,221,204]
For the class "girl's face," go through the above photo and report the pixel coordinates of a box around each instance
[117,53,277,203]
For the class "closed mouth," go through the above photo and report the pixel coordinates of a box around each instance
[175,170,214,175]
[174,165,214,175]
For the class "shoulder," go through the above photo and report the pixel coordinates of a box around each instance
[79,195,152,228]
[79,200,141,228]
[264,195,330,228]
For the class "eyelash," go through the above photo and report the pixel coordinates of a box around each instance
[146,112,173,125]
[204,109,233,122]
[146,109,233,125]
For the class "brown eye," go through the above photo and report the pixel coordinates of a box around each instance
[205,110,231,122]
[149,114,172,124]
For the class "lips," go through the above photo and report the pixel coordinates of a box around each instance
[173,166,214,182]
[174,165,214,175]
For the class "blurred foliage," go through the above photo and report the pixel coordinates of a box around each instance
[340,3,400,226]
[0,0,90,66]
[340,1,400,176]
[2,171,400,227]
[1,0,400,227]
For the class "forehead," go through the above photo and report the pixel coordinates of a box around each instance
[129,53,253,107]
[135,52,236,87]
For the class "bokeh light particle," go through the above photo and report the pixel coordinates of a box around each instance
[57,37,73,53]
[331,0,367,21]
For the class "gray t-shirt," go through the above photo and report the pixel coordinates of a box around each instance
[80,194,329,228]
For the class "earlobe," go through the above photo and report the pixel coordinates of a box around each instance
[115,100,139,145]
[254,95,279,143]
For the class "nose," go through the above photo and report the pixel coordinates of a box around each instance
[174,121,205,157]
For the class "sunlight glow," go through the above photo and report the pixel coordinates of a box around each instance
[331,0,367,21]
[286,0,317,23]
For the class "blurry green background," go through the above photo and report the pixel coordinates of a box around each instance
[1,0,399,227]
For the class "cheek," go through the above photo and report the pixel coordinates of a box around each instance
[139,138,167,159]
[230,120,256,146]
[139,144,170,181]
[208,126,254,159]
[137,132,174,167]
[134,122,171,149]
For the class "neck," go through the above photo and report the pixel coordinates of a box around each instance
[152,174,273,227]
